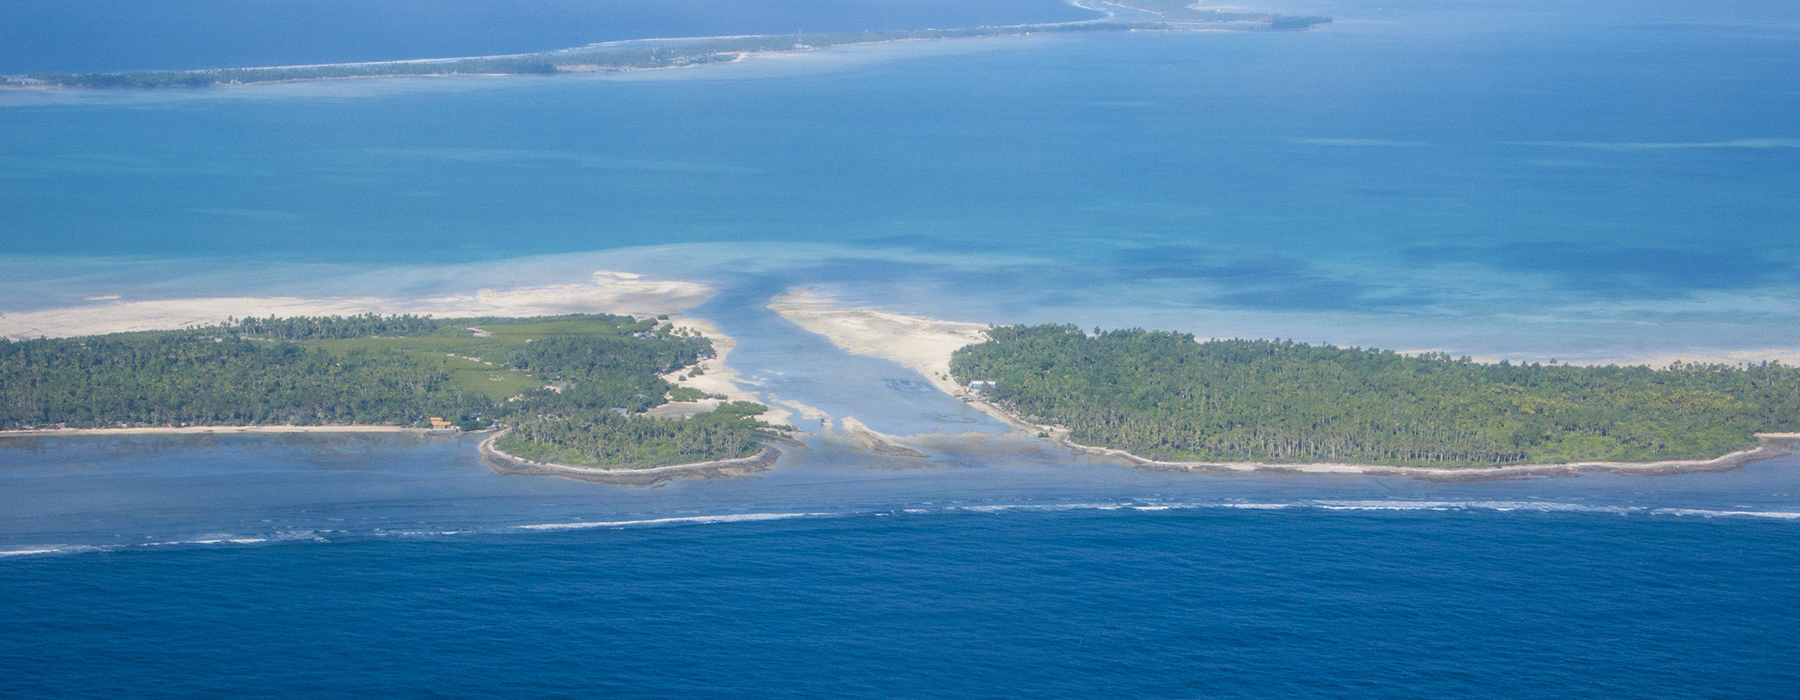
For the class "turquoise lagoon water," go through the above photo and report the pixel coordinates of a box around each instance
[4,0,1797,362]
[4,2,1800,696]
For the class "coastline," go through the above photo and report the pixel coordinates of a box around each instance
[0,270,711,341]
[477,431,783,486]
[766,294,1800,481]
[965,375,1800,481]
[5,23,1132,90]
[766,288,1019,430]
[11,286,1792,482]
[1046,430,1800,482]
[656,316,794,426]
[0,280,792,483]
[3,4,1331,92]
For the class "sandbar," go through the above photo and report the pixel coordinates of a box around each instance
[766,288,1023,431]
[0,270,712,340]
[655,316,793,426]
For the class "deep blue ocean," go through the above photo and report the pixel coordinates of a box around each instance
[3,432,1798,697]
[4,0,1800,696]
[6,506,1799,698]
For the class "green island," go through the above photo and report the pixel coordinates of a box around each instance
[950,324,1800,468]
[0,313,786,470]
[6,9,1329,89]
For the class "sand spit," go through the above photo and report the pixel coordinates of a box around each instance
[838,417,930,459]
[0,425,431,437]
[766,289,1035,451]
[0,270,711,340]
[762,291,1046,434]
[656,316,793,426]
[478,432,782,486]
[768,289,991,396]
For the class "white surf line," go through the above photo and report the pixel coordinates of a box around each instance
[515,512,830,530]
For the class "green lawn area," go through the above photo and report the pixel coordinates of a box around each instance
[299,315,663,402]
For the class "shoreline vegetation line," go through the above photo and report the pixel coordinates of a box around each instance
[934,383,1800,481]
[0,426,789,486]
[765,292,1800,482]
[11,296,1793,483]
[0,312,791,485]
[478,430,786,485]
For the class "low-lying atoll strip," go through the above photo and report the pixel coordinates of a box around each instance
[3,10,1330,89]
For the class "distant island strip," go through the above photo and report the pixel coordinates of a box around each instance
[0,313,791,484]
[1,5,1330,89]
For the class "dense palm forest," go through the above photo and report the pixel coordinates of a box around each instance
[951,324,1800,467]
[0,333,487,427]
[223,313,441,340]
[0,314,784,468]
[500,401,777,468]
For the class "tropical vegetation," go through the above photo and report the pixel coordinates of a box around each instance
[951,324,1800,467]
[0,314,785,469]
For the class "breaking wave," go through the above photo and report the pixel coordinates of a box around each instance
[515,512,831,531]
[6,500,1796,559]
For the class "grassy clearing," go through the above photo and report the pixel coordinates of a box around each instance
[298,316,657,402]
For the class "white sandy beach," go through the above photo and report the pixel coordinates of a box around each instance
[767,289,992,396]
[766,289,1037,431]
[0,270,712,340]
[767,288,1036,441]
[0,268,779,430]
[8,271,1795,480]
[654,316,793,426]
